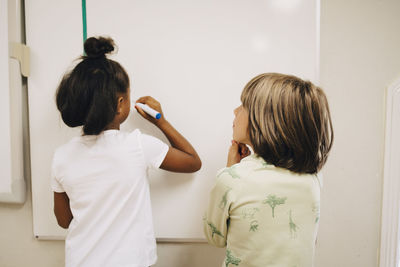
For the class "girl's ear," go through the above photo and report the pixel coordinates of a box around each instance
[116,96,124,114]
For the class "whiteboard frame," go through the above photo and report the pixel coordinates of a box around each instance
[0,0,27,204]
[379,78,400,267]
[35,235,206,243]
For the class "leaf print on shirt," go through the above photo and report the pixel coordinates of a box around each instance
[249,220,259,232]
[225,249,241,267]
[312,203,320,223]
[241,207,260,220]
[289,210,298,239]
[263,194,287,218]
[260,160,270,168]
[254,157,270,171]
[218,165,240,179]
[219,188,232,209]
[206,221,224,238]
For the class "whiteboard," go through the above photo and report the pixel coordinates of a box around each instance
[0,0,26,204]
[0,0,12,194]
[26,0,319,240]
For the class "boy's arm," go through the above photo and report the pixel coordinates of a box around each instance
[54,192,73,229]
[203,172,234,247]
[135,96,201,173]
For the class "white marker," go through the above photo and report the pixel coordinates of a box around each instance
[135,103,162,119]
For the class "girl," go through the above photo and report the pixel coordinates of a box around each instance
[52,36,201,267]
[204,73,333,267]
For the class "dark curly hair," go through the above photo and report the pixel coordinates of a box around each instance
[56,36,130,135]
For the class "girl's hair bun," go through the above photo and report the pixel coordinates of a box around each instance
[84,36,115,58]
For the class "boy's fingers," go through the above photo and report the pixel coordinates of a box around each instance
[231,141,240,150]
[238,143,250,157]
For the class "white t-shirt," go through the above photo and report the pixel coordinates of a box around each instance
[51,129,169,267]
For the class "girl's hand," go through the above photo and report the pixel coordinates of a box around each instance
[135,96,166,126]
[136,96,202,173]
[227,140,251,167]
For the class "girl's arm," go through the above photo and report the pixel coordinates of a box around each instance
[54,192,73,229]
[135,96,201,173]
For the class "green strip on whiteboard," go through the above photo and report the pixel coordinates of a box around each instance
[82,0,87,51]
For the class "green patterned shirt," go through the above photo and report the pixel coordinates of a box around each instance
[204,154,321,267]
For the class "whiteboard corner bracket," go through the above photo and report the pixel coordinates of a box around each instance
[9,42,30,77]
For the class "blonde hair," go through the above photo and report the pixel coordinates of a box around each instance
[241,73,333,174]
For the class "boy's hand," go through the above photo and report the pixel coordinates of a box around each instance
[227,140,251,167]
[135,96,166,126]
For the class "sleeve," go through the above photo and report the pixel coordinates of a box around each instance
[51,152,65,193]
[139,132,169,169]
[203,167,237,247]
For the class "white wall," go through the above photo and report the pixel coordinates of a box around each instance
[1,0,400,266]
[316,0,400,266]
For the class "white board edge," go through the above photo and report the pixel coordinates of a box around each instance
[0,0,27,204]
[34,235,207,243]
[0,178,26,203]
[379,78,400,267]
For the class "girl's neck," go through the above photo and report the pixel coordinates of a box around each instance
[104,121,120,131]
